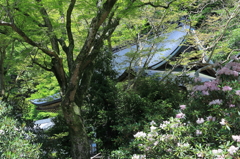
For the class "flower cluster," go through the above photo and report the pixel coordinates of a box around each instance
[132,154,146,159]
[216,62,240,77]
[134,131,147,138]
[209,99,222,105]
[180,105,186,110]
[228,146,239,155]
[232,135,240,142]
[196,129,202,136]
[219,118,226,125]
[236,90,240,96]
[206,116,216,121]
[196,118,204,124]
[159,120,170,129]
[176,112,185,119]
[222,86,232,91]
[193,80,220,92]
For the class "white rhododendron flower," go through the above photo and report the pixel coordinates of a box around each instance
[228,145,239,155]
[134,131,146,138]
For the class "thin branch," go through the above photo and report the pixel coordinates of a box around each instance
[80,10,89,26]
[32,60,52,71]
[28,48,52,71]
[136,0,176,9]
[221,49,240,64]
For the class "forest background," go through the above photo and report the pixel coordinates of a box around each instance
[0,0,240,158]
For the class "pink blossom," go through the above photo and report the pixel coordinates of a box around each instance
[227,62,240,71]
[222,86,232,91]
[202,91,209,95]
[232,135,240,142]
[229,104,235,108]
[216,62,240,77]
[176,112,185,119]
[180,105,186,110]
[233,65,240,71]
[209,99,222,105]
[193,80,220,92]
[196,118,205,124]
[236,90,240,96]
[233,71,239,76]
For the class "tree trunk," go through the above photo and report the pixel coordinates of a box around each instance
[0,49,5,97]
[62,102,90,159]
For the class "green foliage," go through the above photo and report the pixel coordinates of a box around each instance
[189,0,240,62]
[111,76,189,147]
[227,28,240,49]
[85,65,190,154]
[25,71,59,120]
[0,101,41,159]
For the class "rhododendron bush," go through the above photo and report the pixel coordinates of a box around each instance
[130,57,240,158]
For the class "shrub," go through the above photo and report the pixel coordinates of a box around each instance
[0,101,41,159]
[120,56,240,158]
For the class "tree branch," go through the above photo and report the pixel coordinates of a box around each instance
[66,0,76,70]
[32,60,52,71]
[57,38,69,53]
[37,2,60,54]
[79,0,118,57]
[136,0,176,9]
[0,19,58,58]
[82,17,120,69]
